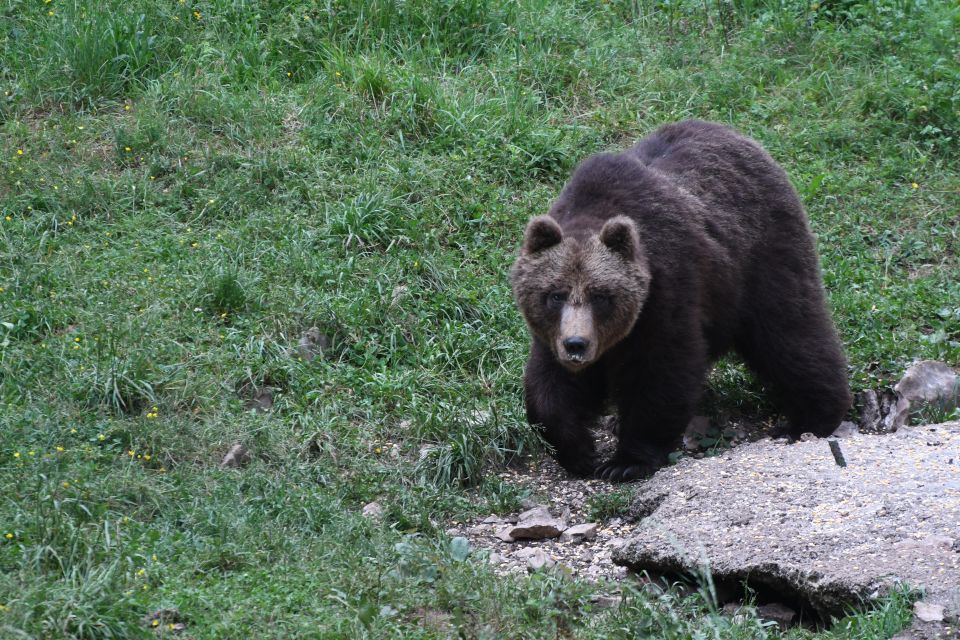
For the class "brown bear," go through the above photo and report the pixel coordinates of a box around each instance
[511,120,851,482]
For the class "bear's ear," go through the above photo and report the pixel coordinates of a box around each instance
[522,216,563,255]
[599,215,640,261]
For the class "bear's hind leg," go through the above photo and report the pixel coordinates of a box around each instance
[736,276,851,438]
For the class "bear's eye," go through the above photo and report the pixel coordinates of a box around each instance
[591,292,614,305]
[547,291,567,305]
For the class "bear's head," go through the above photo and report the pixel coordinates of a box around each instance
[511,215,651,371]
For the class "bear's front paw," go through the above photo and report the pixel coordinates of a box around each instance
[554,454,599,478]
[595,455,663,482]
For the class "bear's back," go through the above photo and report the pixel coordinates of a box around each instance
[630,120,806,232]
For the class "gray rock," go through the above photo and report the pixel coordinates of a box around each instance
[896,361,959,409]
[465,525,489,536]
[515,547,555,571]
[858,388,909,432]
[560,523,599,543]
[613,421,960,629]
[220,443,250,468]
[592,594,622,609]
[683,416,712,451]
[757,603,796,630]
[361,501,384,520]
[496,526,515,543]
[504,507,568,541]
[914,601,945,623]
[832,421,859,438]
[143,608,186,634]
[297,326,331,362]
[244,386,275,413]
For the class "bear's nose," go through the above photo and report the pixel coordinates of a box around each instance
[562,336,589,357]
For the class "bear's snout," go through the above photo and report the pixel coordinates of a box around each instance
[557,304,597,368]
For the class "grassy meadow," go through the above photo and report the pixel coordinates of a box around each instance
[1,0,958,637]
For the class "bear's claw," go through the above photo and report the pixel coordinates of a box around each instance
[595,459,652,482]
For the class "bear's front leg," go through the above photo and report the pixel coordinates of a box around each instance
[596,337,708,482]
[524,340,606,477]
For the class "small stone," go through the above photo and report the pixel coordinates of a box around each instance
[832,421,859,438]
[297,326,331,362]
[144,608,185,633]
[683,415,712,451]
[482,514,503,524]
[592,594,622,609]
[251,388,274,413]
[914,601,945,623]
[220,443,250,468]
[361,501,384,520]
[488,552,503,564]
[757,602,796,629]
[722,603,749,624]
[496,526,516,543]
[560,523,599,543]
[465,525,488,536]
[799,432,817,442]
[516,548,554,571]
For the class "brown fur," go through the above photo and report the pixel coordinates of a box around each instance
[511,120,852,481]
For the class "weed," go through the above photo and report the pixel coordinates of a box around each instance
[1,0,955,636]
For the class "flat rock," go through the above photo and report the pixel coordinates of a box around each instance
[613,421,960,631]
[503,507,568,541]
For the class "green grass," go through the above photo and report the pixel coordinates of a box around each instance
[1,0,957,637]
